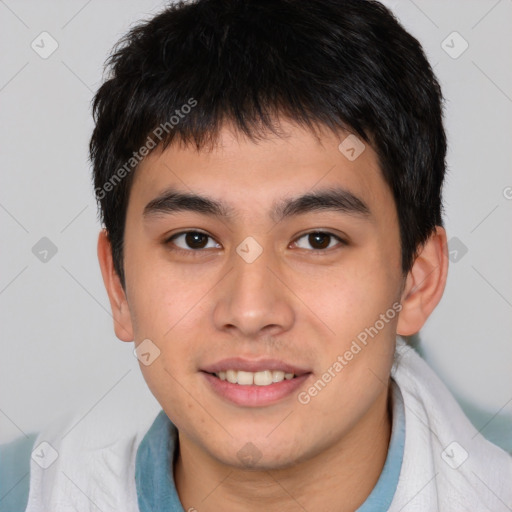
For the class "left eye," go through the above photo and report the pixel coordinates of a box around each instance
[293,231,345,251]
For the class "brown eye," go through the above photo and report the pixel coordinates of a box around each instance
[167,231,220,251]
[294,231,345,251]
[184,232,208,249]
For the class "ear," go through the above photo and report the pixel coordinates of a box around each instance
[97,229,134,342]
[397,226,449,336]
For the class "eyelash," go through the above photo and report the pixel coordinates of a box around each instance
[164,230,347,256]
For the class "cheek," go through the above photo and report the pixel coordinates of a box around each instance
[294,249,400,397]
[124,256,204,405]
[299,255,397,336]
[125,243,200,339]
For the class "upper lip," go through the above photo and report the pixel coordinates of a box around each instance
[201,357,311,376]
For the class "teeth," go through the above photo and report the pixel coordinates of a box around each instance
[226,370,237,383]
[237,370,254,385]
[214,369,296,385]
[254,370,273,386]
[272,370,284,383]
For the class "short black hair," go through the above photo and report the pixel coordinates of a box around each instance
[90,0,447,289]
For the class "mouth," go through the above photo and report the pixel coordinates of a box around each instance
[210,369,297,386]
[200,365,312,407]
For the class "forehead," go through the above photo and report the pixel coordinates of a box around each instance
[128,120,394,223]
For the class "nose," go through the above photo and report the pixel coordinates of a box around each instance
[212,243,295,339]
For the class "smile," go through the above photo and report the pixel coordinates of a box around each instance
[202,370,311,407]
[214,369,295,386]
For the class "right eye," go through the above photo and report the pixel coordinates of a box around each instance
[165,230,221,253]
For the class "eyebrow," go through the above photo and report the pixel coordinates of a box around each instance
[143,186,371,224]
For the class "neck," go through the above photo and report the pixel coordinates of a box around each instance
[174,382,392,512]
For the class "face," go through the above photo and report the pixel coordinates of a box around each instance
[119,120,405,470]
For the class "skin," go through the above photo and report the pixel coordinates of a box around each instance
[98,119,448,511]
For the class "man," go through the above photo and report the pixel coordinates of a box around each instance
[2,0,511,510]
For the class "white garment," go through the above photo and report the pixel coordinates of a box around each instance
[25,337,512,511]
[388,338,512,511]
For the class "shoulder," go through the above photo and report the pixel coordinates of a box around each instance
[21,403,161,512]
[390,337,512,511]
[0,433,38,512]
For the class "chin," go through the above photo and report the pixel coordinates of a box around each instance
[205,433,309,471]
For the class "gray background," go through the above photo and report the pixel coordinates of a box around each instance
[1,0,511,452]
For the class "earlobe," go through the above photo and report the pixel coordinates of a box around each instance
[397,226,449,336]
[97,229,134,342]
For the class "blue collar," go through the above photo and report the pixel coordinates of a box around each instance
[135,380,405,511]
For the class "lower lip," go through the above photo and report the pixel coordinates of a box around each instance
[201,372,311,407]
